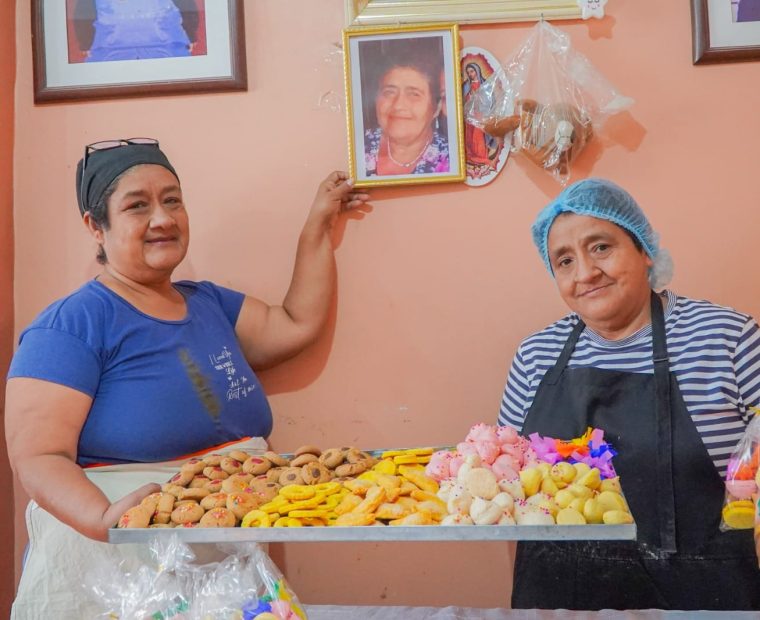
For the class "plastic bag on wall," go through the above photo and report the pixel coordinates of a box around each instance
[85,533,307,619]
[464,20,633,184]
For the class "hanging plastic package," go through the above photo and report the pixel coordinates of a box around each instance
[719,410,760,533]
[464,19,633,184]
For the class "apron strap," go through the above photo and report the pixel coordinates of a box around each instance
[543,319,586,385]
[650,290,677,553]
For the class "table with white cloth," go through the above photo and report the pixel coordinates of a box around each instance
[302,607,759,619]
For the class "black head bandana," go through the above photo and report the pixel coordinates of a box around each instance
[75,144,180,216]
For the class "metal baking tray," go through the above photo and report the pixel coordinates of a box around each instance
[109,522,635,544]
[108,445,636,544]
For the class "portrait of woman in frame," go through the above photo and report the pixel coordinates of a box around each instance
[343,24,465,188]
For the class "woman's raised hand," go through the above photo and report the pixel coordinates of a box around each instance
[307,171,370,230]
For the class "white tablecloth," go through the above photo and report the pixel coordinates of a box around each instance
[302,606,759,619]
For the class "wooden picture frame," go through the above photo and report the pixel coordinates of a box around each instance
[344,0,584,26]
[343,23,466,188]
[691,0,760,64]
[32,0,247,103]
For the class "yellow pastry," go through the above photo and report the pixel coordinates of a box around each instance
[556,507,587,525]
[519,467,542,497]
[722,500,755,529]
[602,510,634,525]
[241,509,271,528]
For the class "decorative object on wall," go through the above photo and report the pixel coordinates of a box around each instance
[344,0,604,26]
[460,47,509,187]
[578,0,607,19]
[343,23,466,188]
[31,0,246,103]
[691,0,760,64]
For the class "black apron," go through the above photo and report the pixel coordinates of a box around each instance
[512,291,760,610]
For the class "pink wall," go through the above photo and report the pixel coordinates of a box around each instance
[10,0,760,608]
[1,0,15,615]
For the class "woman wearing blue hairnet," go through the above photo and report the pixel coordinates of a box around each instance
[499,178,760,610]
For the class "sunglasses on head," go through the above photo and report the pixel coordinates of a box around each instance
[79,138,159,213]
[82,137,159,170]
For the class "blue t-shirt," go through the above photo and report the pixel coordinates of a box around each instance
[8,280,273,465]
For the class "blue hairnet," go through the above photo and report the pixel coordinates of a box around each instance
[531,178,673,289]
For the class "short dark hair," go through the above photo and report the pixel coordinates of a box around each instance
[87,170,127,265]
[378,38,443,104]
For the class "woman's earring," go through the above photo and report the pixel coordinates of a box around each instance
[435,116,440,131]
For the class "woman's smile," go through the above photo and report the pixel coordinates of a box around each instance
[577,283,612,298]
[145,234,178,244]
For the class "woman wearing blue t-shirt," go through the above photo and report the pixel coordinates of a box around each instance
[500,178,760,610]
[5,139,368,618]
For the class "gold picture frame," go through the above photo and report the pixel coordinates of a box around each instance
[343,23,466,188]
[344,0,584,26]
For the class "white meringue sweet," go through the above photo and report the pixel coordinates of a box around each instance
[446,482,473,515]
[470,497,503,525]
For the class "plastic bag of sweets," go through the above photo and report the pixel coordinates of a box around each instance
[463,20,633,184]
[721,409,760,531]
[84,533,307,619]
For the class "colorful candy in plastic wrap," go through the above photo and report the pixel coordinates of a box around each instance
[720,408,760,532]
[85,533,306,619]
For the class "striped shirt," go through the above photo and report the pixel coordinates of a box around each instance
[498,290,760,477]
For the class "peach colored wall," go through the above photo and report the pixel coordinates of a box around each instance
[1,0,15,616]
[11,0,760,608]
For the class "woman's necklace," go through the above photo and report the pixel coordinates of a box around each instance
[386,136,432,169]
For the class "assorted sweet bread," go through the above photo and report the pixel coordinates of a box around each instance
[117,429,633,529]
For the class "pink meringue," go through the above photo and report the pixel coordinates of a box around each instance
[474,441,501,465]
[425,450,453,481]
[466,422,499,444]
[499,444,525,468]
[496,425,519,445]
[490,454,519,481]
[456,441,479,457]
[522,447,540,468]
[449,454,465,478]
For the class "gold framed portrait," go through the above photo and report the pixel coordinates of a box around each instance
[343,23,466,188]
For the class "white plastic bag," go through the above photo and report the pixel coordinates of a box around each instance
[464,20,633,184]
[84,533,307,619]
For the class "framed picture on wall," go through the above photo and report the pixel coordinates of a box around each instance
[343,23,465,188]
[344,0,587,25]
[691,0,760,63]
[31,0,247,103]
